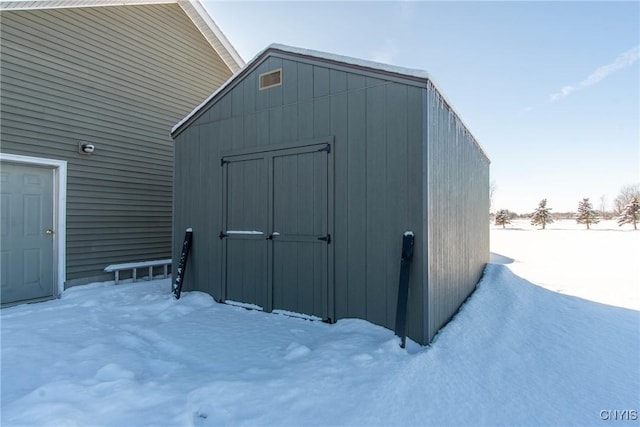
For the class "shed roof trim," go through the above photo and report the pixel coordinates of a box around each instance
[171,43,490,162]
[0,0,245,72]
[171,43,436,135]
[269,44,432,81]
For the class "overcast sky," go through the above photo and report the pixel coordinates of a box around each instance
[206,1,639,213]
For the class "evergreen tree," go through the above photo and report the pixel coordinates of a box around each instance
[530,198,553,229]
[576,198,599,230]
[494,209,511,228]
[618,197,640,230]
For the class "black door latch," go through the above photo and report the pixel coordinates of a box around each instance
[317,234,331,244]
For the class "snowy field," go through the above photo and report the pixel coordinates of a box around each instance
[491,219,639,310]
[1,220,638,426]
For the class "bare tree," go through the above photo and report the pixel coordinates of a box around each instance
[613,184,640,215]
[599,194,608,220]
[489,180,497,213]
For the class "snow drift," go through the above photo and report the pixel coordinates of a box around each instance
[1,221,638,426]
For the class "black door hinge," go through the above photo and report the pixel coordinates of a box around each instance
[318,144,331,154]
[219,231,228,239]
[221,158,229,167]
[317,234,331,244]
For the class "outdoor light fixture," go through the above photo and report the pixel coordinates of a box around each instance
[78,142,95,154]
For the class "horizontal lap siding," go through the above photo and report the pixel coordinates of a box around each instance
[0,4,232,285]
[426,83,490,342]
[175,54,426,341]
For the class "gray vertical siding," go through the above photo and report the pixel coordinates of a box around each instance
[425,82,490,342]
[173,49,490,345]
[0,4,233,285]
[173,54,426,340]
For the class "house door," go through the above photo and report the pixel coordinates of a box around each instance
[221,142,331,319]
[1,162,56,305]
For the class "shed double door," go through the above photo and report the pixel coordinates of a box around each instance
[222,143,330,319]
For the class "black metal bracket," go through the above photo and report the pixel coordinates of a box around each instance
[266,233,274,240]
[172,228,193,300]
[318,144,331,154]
[317,234,331,244]
[221,158,229,167]
[219,231,228,239]
[394,232,415,348]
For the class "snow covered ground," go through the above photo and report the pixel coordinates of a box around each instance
[1,220,638,426]
[491,219,639,310]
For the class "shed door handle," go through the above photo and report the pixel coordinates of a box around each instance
[45,229,54,235]
[317,234,331,244]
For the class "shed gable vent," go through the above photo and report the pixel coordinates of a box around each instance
[259,69,282,90]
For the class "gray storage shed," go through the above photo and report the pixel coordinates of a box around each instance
[171,44,490,345]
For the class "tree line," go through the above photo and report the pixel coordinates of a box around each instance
[492,184,640,230]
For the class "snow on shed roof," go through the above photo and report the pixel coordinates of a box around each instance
[0,0,244,73]
[270,44,433,81]
[171,43,489,161]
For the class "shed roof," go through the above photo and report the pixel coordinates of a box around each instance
[172,44,430,135]
[0,0,244,73]
[171,44,489,162]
